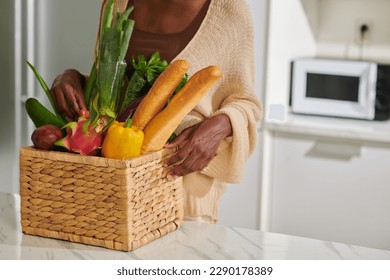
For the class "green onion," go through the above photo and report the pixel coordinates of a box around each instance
[89,1,135,130]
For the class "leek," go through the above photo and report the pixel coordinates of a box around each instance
[89,0,134,131]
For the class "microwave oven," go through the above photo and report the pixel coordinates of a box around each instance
[290,58,390,120]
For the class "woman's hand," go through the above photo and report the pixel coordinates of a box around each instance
[51,69,87,121]
[164,114,232,177]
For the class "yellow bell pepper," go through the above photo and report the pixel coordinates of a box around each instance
[101,119,144,159]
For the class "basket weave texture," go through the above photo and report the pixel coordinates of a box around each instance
[19,146,184,251]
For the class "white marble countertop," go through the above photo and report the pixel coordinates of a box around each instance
[265,113,390,144]
[1,192,390,260]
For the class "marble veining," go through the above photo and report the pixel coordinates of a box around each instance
[1,192,390,260]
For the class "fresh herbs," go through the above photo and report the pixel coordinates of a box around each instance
[133,52,169,84]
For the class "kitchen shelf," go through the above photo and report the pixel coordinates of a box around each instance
[265,113,390,144]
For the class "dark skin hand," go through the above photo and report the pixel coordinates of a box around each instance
[50,69,87,121]
[165,114,232,177]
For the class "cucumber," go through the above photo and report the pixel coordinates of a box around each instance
[25,97,66,128]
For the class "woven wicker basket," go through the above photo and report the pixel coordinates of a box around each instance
[19,146,184,251]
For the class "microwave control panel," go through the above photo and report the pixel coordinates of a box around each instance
[375,65,390,120]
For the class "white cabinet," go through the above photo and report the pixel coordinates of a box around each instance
[267,117,390,250]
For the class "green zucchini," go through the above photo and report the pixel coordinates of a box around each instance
[25,97,66,128]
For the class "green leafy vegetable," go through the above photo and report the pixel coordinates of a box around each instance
[134,52,169,84]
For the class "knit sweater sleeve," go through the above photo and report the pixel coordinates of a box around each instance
[176,0,263,184]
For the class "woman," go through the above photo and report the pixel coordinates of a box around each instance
[51,0,262,223]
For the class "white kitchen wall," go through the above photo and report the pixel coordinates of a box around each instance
[315,0,390,62]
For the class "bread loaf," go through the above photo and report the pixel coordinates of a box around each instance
[132,59,189,130]
[142,65,222,153]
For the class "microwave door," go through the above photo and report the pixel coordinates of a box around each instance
[291,59,376,120]
[306,73,360,102]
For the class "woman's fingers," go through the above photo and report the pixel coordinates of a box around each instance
[50,69,86,121]
[164,125,196,148]
[168,149,211,177]
[165,141,191,167]
[53,89,73,121]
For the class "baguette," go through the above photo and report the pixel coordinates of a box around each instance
[142,65,222,153]
[132,59,189,130]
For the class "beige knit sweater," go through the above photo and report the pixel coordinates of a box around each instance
[99,0,263,223]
